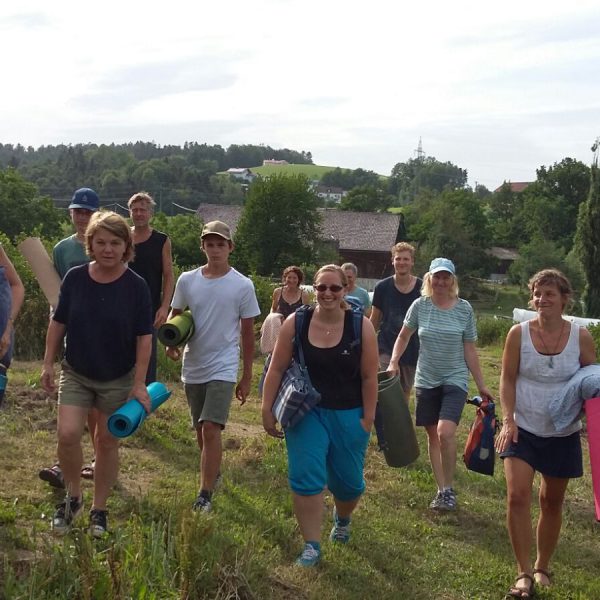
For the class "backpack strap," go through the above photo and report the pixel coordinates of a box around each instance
[293,305,311,366]
[349,309,363,351]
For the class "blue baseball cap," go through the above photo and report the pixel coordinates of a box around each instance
[69,187,99,211]
[429,257,456,275]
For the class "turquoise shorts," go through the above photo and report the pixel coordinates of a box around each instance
[285,406,370,501]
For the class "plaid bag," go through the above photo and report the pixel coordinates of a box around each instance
[271,306,321,429]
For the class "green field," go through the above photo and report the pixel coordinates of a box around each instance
[1,330,599,599]
[246,163,339,179]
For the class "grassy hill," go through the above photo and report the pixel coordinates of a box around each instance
[243,163,338,179]
[1,336,599,598]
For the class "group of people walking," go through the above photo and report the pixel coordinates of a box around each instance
[1,189,596,597]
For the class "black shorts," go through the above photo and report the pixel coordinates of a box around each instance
[500,427,583,478]
[415,385,467,426]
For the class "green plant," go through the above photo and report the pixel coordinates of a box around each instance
[476,316,513,347]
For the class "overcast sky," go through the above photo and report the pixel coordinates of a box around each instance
[2,1,599,190]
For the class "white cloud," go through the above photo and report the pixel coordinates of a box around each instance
[1,0,600,189]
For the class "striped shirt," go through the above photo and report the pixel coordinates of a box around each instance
[405,297,477,391]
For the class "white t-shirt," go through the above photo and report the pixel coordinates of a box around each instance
[171,266,261,384]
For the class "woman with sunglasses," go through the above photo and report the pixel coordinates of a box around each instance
[262,264,379,567]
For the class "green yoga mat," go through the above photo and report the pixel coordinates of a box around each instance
[377,371,420,468]
[157,310,195,347]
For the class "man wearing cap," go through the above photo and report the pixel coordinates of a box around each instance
[39,187,100,489]
[53,187,100,278]
[166,220,260,513]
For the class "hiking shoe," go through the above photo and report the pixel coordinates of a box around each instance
[39,463,65,489]
[52,496,83,534]
[192,493,212,513]
[89,509,108,538]
[295,543,321,567]
[429,491,444,510]
[440,488,457,511]
[329,509,351,543]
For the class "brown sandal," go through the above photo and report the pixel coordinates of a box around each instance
[81,461,95,480]
[533,568,552,587]
[38,464,65,489]
[505,573,535,598]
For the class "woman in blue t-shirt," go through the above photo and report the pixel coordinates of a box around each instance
[388,257,493,512]
[41,211,153,538]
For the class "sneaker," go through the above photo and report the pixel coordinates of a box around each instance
[89,509,108,538]
[429,491,444,510]
[440,488,457,511]
[329,509,351,544]
[192,493,212,513]
[295,543,321,567]
[52,496,83,534]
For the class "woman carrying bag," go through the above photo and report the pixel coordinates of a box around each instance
[262,264,378,567]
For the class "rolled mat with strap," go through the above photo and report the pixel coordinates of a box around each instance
[584,397,600,521]
[377,371,420,467]
[157,310,195,347]
[107,382,172,438]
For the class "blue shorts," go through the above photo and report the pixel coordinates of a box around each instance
[285,406,370,501]
[500,427,583,478]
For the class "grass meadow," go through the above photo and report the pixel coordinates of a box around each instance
[1,340,599,599]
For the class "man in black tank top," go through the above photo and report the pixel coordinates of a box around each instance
[128,192,175,383]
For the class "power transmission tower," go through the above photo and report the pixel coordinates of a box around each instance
[414,137,425,161]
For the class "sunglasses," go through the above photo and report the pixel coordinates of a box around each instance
[314,284,344,293]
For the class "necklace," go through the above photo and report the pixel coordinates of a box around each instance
[537,320,566,368]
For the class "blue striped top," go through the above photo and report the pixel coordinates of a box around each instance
[405,297,477,391]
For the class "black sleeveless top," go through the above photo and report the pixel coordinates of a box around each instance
[300,308,362,410]
[129,230,168,314]
[276,289,303,319]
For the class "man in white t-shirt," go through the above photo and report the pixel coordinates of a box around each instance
[166,221,260,513]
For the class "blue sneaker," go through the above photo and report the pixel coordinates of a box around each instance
[295,543,320,567]
[329,508,351,543]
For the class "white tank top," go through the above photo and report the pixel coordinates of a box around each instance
[514,320,581,437]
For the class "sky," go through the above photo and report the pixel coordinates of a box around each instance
[1,0,600,191]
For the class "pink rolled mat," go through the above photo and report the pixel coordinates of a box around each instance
[584,397,600,521]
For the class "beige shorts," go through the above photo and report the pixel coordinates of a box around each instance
[184,380,235,428]
[58,361,133,415]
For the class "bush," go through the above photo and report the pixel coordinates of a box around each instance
[476,316,513,347]
[587,324,600,360]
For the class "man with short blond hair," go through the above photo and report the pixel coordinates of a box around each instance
[370,242,422,448]
[128,191,174,384]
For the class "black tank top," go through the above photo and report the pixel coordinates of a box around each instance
[300,308,362,410]
[129,230,167,314]
[276,290,303,318]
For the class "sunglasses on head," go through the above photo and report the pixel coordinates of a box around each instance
[314,284,344,293]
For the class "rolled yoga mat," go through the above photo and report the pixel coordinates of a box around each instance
[17,237,62,309]
[377,371,420,468]
[107,382,172,438]
[157,310,194,347]
[584,397,600,521]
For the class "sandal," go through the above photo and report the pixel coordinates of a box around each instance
[38,464,65,489]
[81,461,95,480]
[505,573,535,598]
[533,568,552,587]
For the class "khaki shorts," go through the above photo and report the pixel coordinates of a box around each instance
[379,353,416,397]
[184,380,235,428]
[58,361,133,415]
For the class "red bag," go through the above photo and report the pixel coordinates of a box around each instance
[463,396,498,476]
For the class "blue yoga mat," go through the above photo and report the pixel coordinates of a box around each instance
[107,381,172,438]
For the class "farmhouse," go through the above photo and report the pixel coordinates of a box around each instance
[195,204,404,284]
[226,168,257,183]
